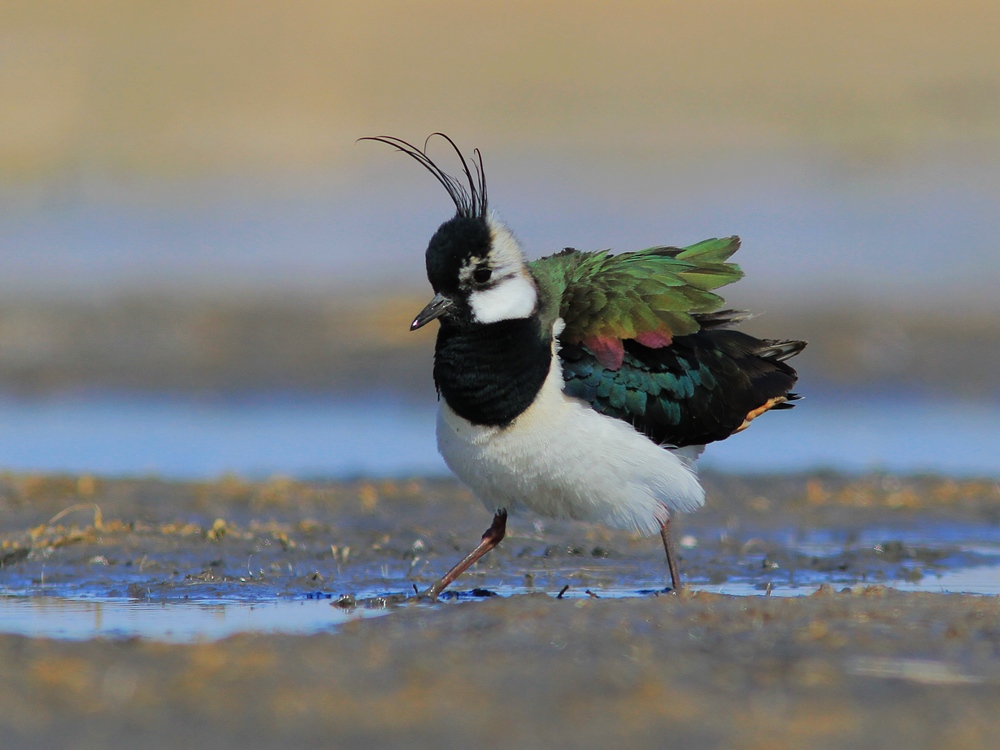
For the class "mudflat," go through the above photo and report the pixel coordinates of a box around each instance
[2,472,999,749]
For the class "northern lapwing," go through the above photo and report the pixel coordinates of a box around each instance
[364,134,806,597]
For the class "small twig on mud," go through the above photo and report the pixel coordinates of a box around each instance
[46,503,103,530]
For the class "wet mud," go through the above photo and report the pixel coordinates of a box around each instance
[2,471,1000,749]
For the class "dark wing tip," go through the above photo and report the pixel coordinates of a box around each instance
[759,339,807,362]
[694,309,754,329]
[770,393,802,410]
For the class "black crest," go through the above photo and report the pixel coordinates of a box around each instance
[361,134,488,219]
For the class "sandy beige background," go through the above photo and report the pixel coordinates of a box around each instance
[2,1,998,177]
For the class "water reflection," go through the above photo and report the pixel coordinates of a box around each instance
[0,391,996,478]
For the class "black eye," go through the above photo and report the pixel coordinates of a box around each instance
[472,267,492,284]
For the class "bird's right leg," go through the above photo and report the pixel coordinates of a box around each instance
[420,509,507,600]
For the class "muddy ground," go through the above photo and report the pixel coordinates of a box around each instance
[1,472,1000,748]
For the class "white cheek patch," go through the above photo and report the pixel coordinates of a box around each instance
[469,274,537,324]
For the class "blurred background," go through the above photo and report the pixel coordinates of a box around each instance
[0,0,997,478]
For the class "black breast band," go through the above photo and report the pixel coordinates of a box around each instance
[434,318,551,427]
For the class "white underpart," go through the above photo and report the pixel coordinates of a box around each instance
[436,319,705,536]
[467,217,538,324]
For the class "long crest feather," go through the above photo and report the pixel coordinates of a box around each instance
[359,134,488,218]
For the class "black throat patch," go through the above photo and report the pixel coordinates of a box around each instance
[433,317,552,427]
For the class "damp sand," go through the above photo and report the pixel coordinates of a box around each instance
[2,471,1000,749]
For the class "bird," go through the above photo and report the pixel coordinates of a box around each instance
[363,134,806,598]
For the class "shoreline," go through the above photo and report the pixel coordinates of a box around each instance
[1,295,998,399]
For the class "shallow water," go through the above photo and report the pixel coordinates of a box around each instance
[3,559,1000,642]
[4,516,1000,642]
[0,596,390,642]
[0,391,997,478]
[3,156,999,306]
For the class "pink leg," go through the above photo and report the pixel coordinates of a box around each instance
[421,510,507,599]
[660,518,683,594]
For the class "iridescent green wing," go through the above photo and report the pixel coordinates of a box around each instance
[531,237,804,447]
[530,237,744,369]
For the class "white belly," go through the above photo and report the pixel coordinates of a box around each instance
[436,354,705,536]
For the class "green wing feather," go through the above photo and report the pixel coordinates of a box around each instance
[530,237,744,366]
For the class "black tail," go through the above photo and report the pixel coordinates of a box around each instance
[634,327,804,447]
[560,322,807,449]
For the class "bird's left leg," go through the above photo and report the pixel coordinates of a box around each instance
[659,518,683,594]
[420,509,507,600]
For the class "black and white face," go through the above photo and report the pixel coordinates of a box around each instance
[460,219,537,325]
[415,214,537,330]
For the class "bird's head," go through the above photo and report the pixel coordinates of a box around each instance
[362,134,537,331]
